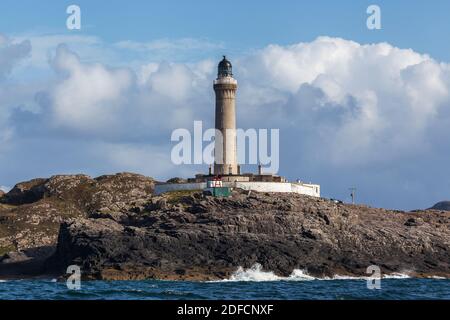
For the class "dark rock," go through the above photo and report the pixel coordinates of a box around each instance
[3,178,48,205]
[0,251,30,264]
[301,229,317,240]
[405,218,422,227]
[48,189,450,281]
[429,201,450,211]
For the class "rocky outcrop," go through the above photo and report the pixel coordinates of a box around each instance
[3,178,48,205]
[48,190,450,281]
[1,173,449,280]
[430,201,450,211]
[166,177,188,184]
[0,173,154,278]
[2,173,155,213]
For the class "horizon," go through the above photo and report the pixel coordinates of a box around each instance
[2,0,450,211]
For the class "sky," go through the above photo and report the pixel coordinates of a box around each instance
[1,0,450,210]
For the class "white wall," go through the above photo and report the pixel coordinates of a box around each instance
[231,181,320,197]
[291,183,320,197]
[154,181,320,197]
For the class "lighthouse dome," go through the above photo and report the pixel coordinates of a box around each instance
[218,56,233,77]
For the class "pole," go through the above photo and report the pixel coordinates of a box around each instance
[349,187,356,204]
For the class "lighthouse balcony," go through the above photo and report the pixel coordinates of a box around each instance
[214,77,237,85]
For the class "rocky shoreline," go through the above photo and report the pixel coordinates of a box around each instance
[1,173,449,281]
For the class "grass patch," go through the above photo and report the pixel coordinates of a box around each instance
[164,190,201,204]
[0,203,17,210]
[0,245,15,256]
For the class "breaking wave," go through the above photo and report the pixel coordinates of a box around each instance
[224,264,315,282]
[221,264,412,282]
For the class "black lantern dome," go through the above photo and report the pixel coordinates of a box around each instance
[218,55,233,77]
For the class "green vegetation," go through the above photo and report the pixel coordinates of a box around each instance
[164,190,200,204]
[0,245,15,256]
[0,203,17,210]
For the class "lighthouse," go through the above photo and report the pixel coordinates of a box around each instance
[155,56,321,198]
[214,56,238,175]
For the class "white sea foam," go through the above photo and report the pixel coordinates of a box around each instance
[427,276,447,280]
[329,273,411,280]
[226,264,285,282]
[218,264,314,282]
[383,273,411,279]
[220,264,414,282]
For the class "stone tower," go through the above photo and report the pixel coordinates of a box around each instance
[214,56,238,175]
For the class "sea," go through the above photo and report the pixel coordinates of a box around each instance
[0,265,448,300]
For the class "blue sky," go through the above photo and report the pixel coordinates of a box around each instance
[1,1,450,210]
[2,0,450,61]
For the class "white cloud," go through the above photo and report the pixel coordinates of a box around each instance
[31,44,216,140]
[49,44,133,132]
[236,36,450,166]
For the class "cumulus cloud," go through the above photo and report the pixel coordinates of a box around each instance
[236,37,450,167]
[32,44,215,140]
[2,35,450,209]
[48,44,133,132]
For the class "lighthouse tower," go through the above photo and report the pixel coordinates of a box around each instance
[154,55,321,198]
[214,56,238,175]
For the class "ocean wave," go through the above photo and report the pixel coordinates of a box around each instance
[428,276,447,280]
[383,273,411,279]
[222,264,315,282]
[220,264,413,282]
